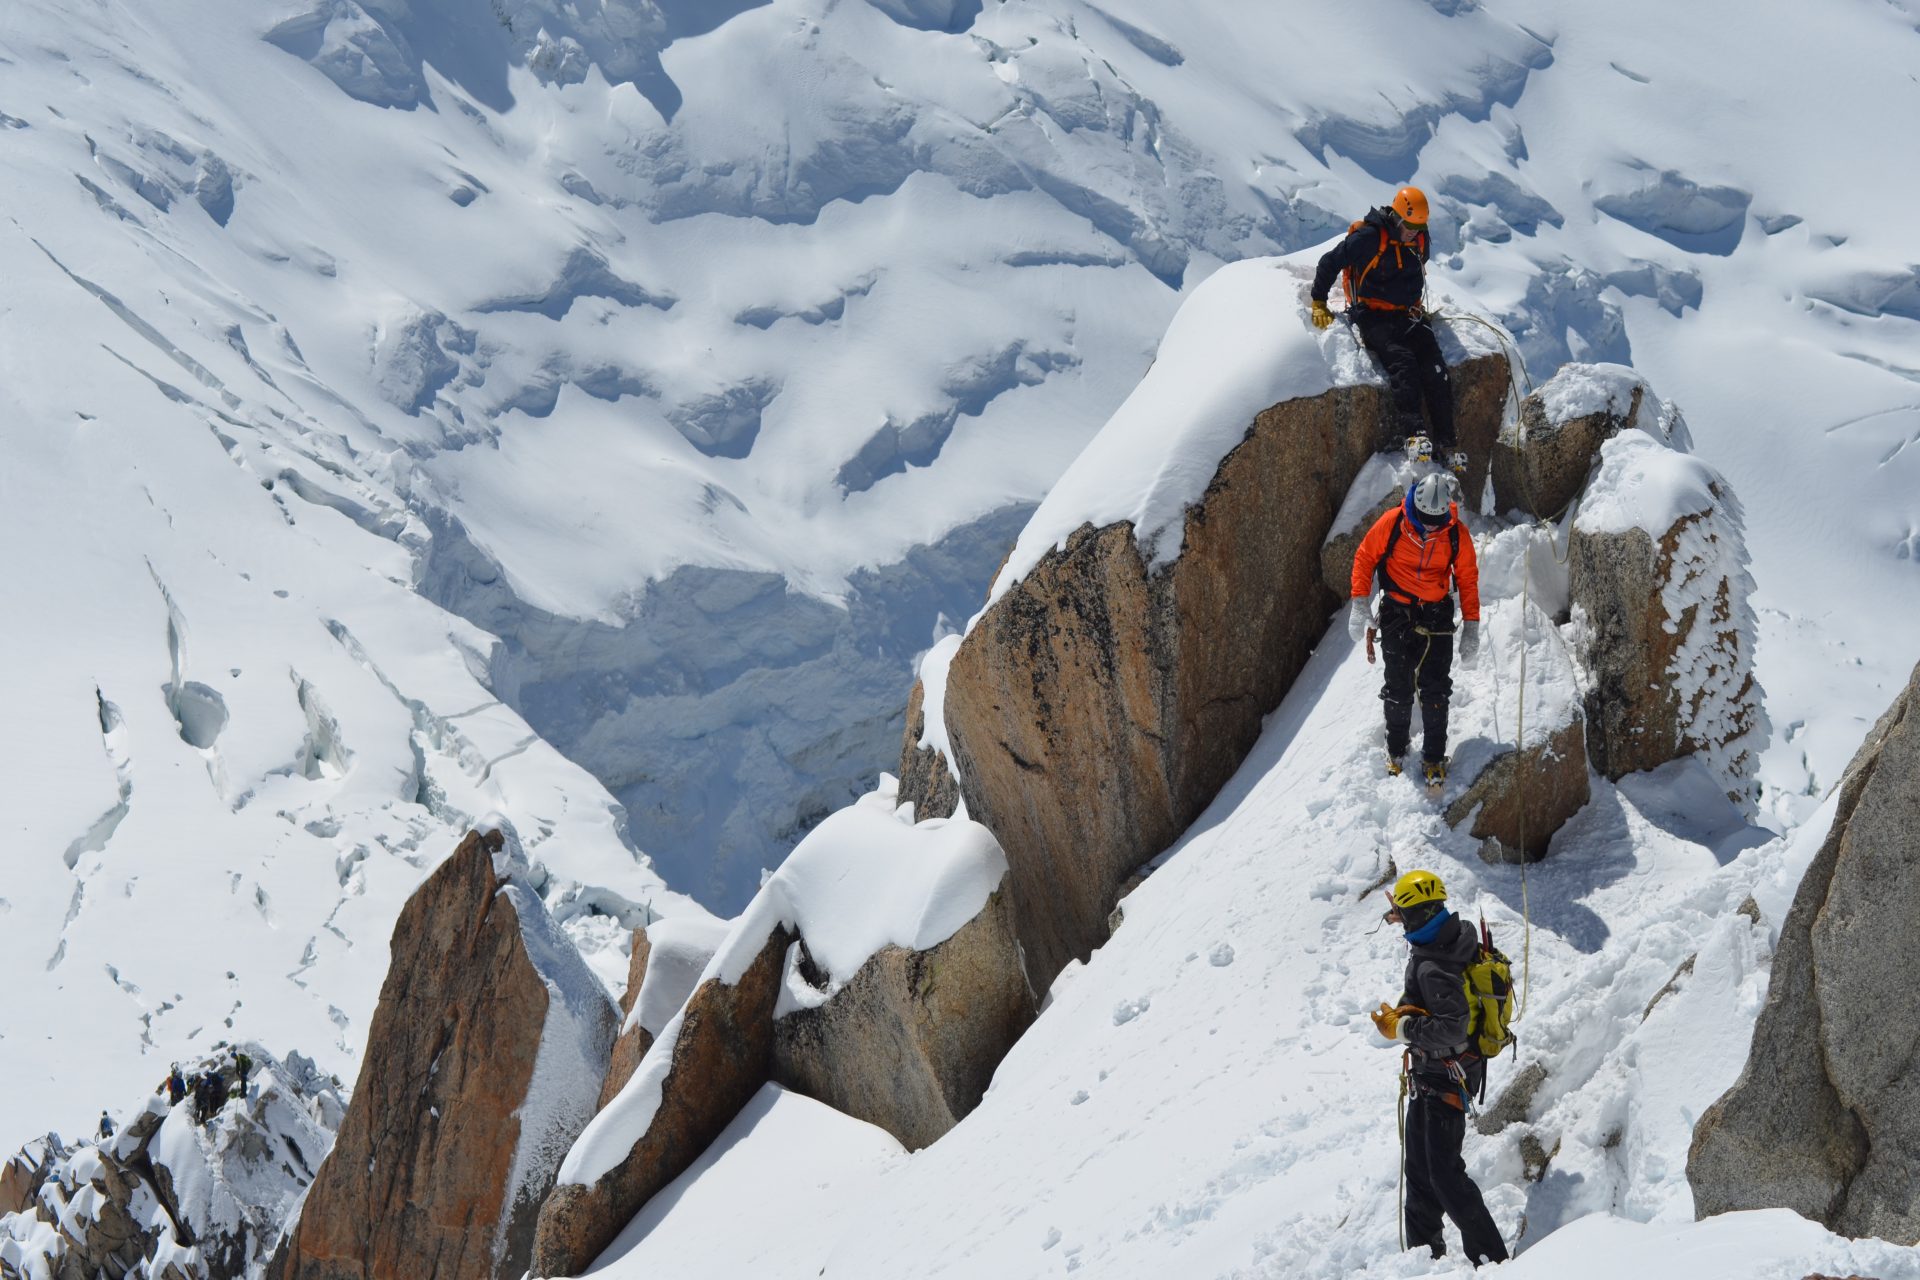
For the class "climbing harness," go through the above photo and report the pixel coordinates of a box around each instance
[1445,1059,1478,1118]
[1374,515,1461,606]
[1341,219,1430,315]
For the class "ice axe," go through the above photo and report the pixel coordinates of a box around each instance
[1365,626,1377,665]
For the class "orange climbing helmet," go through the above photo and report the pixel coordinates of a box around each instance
[1391,185,1429,228]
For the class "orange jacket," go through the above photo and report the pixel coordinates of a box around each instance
[1350,504,1480,621]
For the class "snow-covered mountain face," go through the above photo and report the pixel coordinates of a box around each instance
[2,0,1916,1156]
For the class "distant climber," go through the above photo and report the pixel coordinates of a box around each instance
[1370,870,1509,1267]
[1348,475,1480,784]
[161,1062,187,1106]
[192,1069,229,1125]
[97,1110,114,1141]
[232,1048,254,1095]
[1309,186,1463,474]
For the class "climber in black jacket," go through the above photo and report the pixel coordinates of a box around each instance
[1310,186,1462,473]
[1370,869,1509,1268]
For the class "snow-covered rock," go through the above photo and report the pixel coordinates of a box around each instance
[772,878,1031,1151]
[1492,362,1688,521]
[596,915,731,1114]
[0,1048,341,1280]
[533,925,794,1278]
[897,674,962,823]
[0,1142,49,1220]
[535,784,1016,1276]
[598,928,656,1116]
[1447,716,1591,862]
[270,825,619,1280]
[1689,658,1920,1243]
[942,257,1510,988]
[1569,430,1767,804]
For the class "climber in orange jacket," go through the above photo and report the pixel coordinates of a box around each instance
[1348,475,1480,784]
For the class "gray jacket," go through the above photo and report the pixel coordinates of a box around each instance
[1398,912,1483,1089]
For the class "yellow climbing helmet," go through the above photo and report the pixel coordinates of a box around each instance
[1390,869,1447,910]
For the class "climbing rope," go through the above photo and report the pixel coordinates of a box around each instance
[1515,550,1534,1020]
[1396,1066,1409,1251]
[1434,306,1546,1017]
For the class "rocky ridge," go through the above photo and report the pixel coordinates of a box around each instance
[530,784,1030,1276]
[0,1048,343,1280]
[1688,658,1920,1244]
[269,825,619,1280]
[928,326,1509,989]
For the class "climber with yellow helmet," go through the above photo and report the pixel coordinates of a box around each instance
[1370,869,1509,1267]
[1309,187,1465,475]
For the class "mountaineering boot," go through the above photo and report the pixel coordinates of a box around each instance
[1404,434,1434,464]
[1422,757,1448,789]
[1448,450,1469,477]
[1386,756,1405,778]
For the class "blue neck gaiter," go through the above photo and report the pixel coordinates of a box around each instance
[1405,908,1452,947]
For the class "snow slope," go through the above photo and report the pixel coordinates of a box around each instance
[585,558,1917,1278]
[0,177,703,1147]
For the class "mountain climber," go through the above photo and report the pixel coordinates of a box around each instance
[1347,475,1480,784]
[1370,870,1509,1267]
[164,1063,187,1106]
[1309,186,1464,474]
[97,1110,114,1141]
[232,1048,254,1094]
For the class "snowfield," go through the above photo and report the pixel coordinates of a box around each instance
[1,0,1918,1274]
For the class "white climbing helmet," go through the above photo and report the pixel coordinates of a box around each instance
[1410,473,1455,523]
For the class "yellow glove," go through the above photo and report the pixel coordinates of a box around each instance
[1369,1002,1426,1042]
[1310,299,1335,329]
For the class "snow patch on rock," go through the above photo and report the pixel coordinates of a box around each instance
[627,915,733,1040]
[494,877,621,1270]
[1574,429,1720,539]
[985,253,1504,607]
[558,778,1006,1187]
[912,634,962,763]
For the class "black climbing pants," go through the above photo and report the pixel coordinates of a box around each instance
[1379,597,1455,763]
[1356,312,1455,449]
[1404,1088,1509,1266]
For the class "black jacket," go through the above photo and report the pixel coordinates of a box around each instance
[1311,207,1429,311]
[1398,912,1482,1088]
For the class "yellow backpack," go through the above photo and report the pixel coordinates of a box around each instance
[1462,916,1516,1060]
